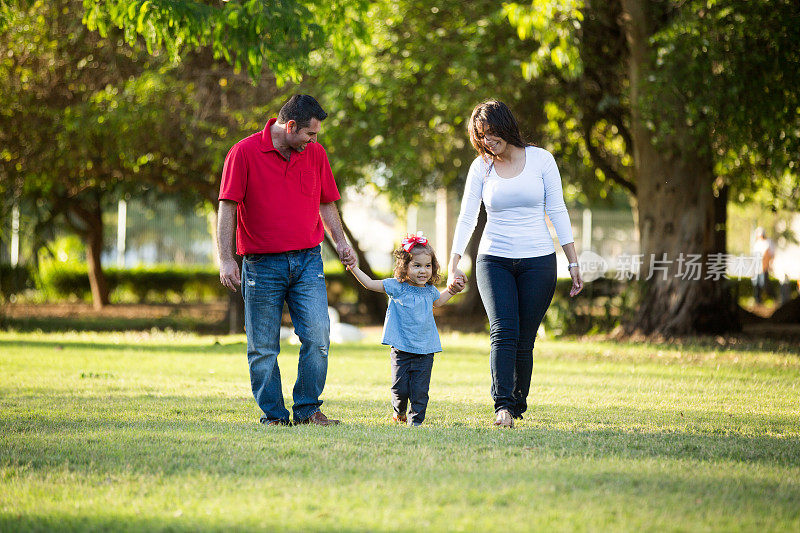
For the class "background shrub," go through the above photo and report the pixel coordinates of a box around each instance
[0,264,34,300]
[38,264,227,303]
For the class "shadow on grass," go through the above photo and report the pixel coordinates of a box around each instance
[0,337,492,358]
[0,337,246,355]
[8,333,798,365]
[2,316,227,334]
[607,336,800,356]
[0,514,378,533]
[3,395,799,474]
[4,393,800,532]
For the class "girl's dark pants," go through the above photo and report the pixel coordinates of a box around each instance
[390,347,434,424]
[476,253,557,417]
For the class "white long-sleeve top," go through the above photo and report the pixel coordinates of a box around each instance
[451,146,574,259]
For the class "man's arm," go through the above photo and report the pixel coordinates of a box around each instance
[218,200,240,292]
[319,202,356,268]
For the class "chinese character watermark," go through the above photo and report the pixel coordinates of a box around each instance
[577,252,763,281]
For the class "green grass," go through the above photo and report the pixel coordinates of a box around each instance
[1,330,799,532]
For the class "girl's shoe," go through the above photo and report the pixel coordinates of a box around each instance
[392,413,407,423]
[494,409,513,428]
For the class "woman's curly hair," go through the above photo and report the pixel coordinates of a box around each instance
[393,242,440,285]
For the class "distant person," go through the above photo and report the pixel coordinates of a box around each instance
[217,94,356,426]
[752,227,775,304]
[779,275,793,306]
[347,232,465,426]
[447,100,583,428]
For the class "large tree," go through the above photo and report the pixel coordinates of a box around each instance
[311,0,628,203]
[0,0,250,307]
[313,0,543,315]
[75,0,363,315]
[506,0,800,335]
[1,0,155,307]
[298,0,629,316]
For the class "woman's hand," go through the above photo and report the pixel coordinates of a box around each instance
[448,276,466,294]
[448,267,467,289]
[569,266,584,297]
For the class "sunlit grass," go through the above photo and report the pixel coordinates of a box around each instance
[1,330,799,531]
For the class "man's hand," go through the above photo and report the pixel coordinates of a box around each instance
[337,242,356,269]
[220,258,241,292]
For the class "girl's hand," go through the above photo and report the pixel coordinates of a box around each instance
[448,267,467,289]
[569,267,584,297]
[337,242,357,269]
[448,277,466,294]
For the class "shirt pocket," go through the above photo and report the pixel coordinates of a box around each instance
[300,170,318,197]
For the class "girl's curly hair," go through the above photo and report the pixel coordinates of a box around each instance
[393,242,440,285]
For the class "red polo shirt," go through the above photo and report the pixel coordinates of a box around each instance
[219,118,341,254]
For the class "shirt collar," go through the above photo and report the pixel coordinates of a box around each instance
[259,117,279,153]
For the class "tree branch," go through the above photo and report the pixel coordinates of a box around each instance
[604,108,633,153]
[582,119,637,196]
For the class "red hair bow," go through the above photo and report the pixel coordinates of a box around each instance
[401,231,428,252]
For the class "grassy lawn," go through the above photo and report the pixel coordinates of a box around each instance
[1,330,799,532]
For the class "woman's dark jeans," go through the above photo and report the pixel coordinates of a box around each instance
[476,253,557,417]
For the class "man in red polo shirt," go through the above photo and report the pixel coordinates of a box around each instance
[217,95,356,426]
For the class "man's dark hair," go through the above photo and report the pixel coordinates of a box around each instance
[277,94,327,130]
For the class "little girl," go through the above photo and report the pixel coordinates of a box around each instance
[348,232,465,426]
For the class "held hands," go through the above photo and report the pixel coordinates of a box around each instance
[220,258,241,292]
[447,277,466,295]
[447,267,467,295]
[337,241,357,269]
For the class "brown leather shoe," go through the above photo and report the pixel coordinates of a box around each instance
[494,409,513,428]
[298,410,340,426]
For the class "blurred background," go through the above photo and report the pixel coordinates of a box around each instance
[1,0,798,338]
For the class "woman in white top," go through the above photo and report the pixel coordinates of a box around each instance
[448,100,583,428]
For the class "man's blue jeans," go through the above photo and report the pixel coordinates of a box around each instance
[476,253,556,417]
[240,245,329,424]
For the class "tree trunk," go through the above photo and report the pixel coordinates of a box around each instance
[713,184,728,255]
[339,219,387,320]
[631,154,739,335]
[68,200,110,310]
[621,0,740,336]
[85,215,109,310]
